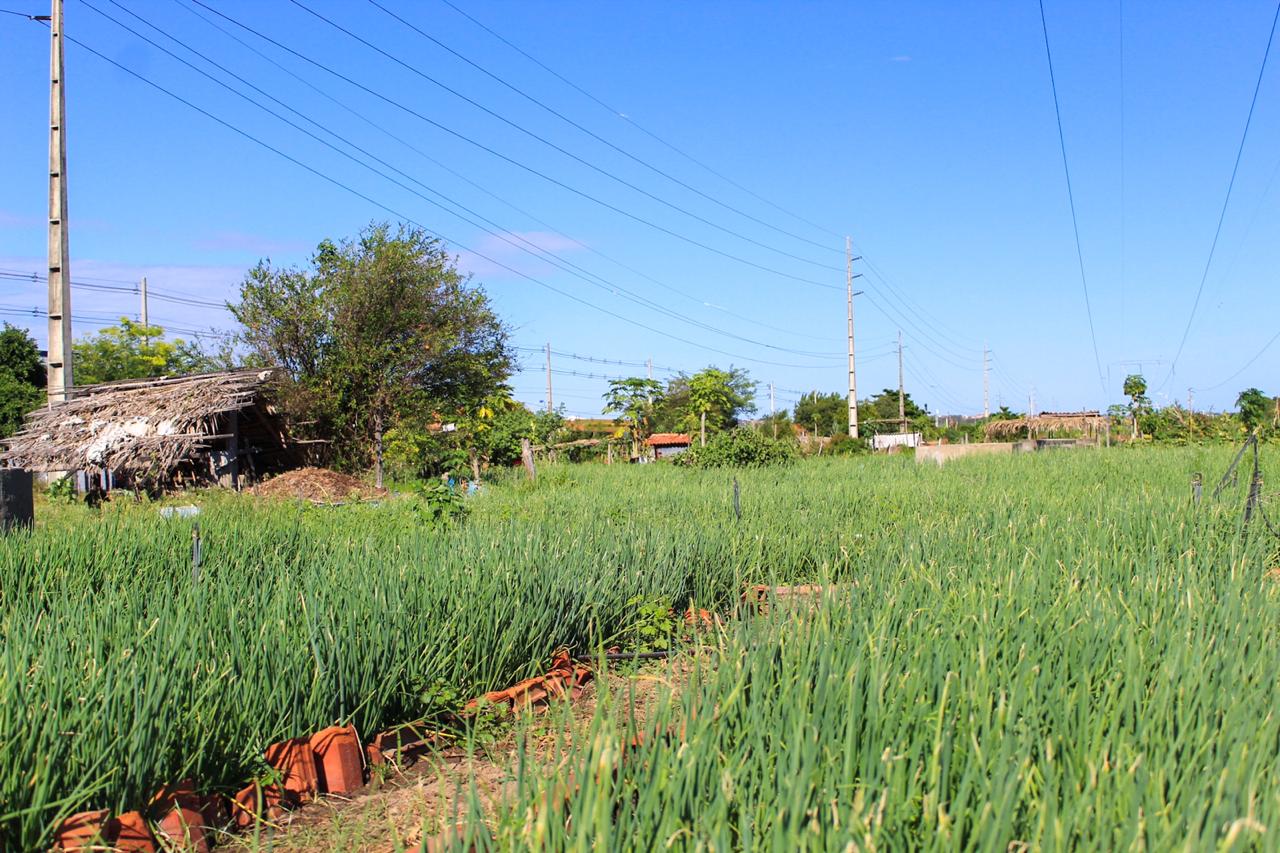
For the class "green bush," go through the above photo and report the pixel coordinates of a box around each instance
[676,427,798,469]
[826,433,870,456]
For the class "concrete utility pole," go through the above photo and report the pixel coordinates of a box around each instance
[1029,387,1036,418]
[544,342,553,412]
[140,275,149,347]
[897,330,906,433]
[46,0,72,404]
[846,236,860,438]
[770,381,777,438]
[983,345,990,418]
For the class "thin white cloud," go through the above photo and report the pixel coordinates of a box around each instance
[454,231,588,279]
[190,231,311,256]
[890,55,912,63]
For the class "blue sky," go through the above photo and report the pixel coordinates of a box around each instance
[1,0,1278,418]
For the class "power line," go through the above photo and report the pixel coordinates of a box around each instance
[295,0,842,274]
[433,0,843,243]
[1037,0,1107,398]
[62,31,843,372]
[166,0,833,347]
[1198,329,1280,393]
[86,0,842,363]
[1161,0,1280,389]
[367,0,842,260]
[514,347,679,373]
[853,253,983,358]
[0,269,231,310]
[185,0,841,291]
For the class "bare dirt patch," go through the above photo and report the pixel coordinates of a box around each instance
[254,468,385,505]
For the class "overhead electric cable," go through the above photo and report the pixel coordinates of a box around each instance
[59,31,839,370]
[1038,0,1108,398]
[87,0,842,360]
[366,0,842,259]
[166,0,834,346]
[184,0,840,291]
[433,0,844,242]
[1198,329,1280,392]
[1161,0,1280,388]
[287,0,845,277]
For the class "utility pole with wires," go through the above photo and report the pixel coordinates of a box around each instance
[544,342,553,413]
[140,275,149,347]
[45,0,73,404]
[1029,387,1036,418]
[897,330,906,434]
[846,237,862,438]
[770,381,777,438]
[646,357,653,405]
[983,345,990,418]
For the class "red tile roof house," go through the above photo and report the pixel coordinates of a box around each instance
[645,433,692,460]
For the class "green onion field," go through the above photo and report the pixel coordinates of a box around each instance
[3,447,1279,850]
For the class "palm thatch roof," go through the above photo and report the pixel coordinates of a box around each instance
[984,410,1108,440]
[0,369,278,476]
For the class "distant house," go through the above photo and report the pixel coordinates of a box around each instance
[646,432,692,459]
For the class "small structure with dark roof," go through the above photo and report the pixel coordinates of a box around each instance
[0,368,303,489]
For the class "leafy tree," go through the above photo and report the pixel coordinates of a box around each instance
[1236,388,1272,434]
[685,366,756,445]
[0,324,44,438]
[794,391,847,436]
[858,388,929,436]
[990,405,1020,421]
[1122,374,1149,438]
[72,318,215,384]
[232,222,513,485]
[602,377,664,456]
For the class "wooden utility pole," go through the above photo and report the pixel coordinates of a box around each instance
[897,330,906,434]
[544,342,553,412]
[983,345,990,418]
[46,0,72,404]
[846,237,859,438]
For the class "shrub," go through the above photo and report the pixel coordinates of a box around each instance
[676,427,798,469]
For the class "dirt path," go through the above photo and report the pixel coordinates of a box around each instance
[219,659,686,853]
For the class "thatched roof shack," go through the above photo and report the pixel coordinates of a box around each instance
[984,410,1108,441]
[0,368,302,485]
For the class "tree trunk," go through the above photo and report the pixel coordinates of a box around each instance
[700,411,706,446]
[373,412,384,490]
[470,451,481,482]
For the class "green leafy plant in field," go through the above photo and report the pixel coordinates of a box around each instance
[676,426,797,468]
[46,475,76,504]
[409,480,468,526]
[617,595,677,653]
